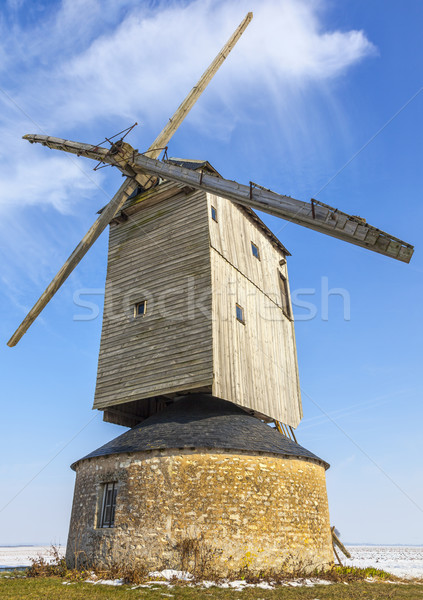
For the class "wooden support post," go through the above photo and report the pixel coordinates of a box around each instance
[289,425,298,443]
[333,544,342,566]
[275,420,283,435]
[331,526,342,565]
[331,527,351,559]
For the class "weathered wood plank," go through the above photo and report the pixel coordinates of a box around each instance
[209,194,302,427]
[93,188,213,415]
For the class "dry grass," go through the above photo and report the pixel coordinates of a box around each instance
[8,544,420,599]
[26,546,149,585]
[1,575,423,600]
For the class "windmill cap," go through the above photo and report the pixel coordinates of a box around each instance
[71,395,329,470]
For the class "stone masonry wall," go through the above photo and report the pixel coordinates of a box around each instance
[66,449,333,575]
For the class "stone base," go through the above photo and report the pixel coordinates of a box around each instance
[66,448,333,575]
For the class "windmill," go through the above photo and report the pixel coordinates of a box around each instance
[7,12,413,574]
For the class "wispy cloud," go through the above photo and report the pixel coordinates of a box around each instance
[0,140,104,214]
[0,0,376,300]
[57,0,375,126]
[1,0,375,210]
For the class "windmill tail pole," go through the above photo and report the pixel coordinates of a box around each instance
[332,528,351,559]
[146,11,253,159]
[7,177,138,347]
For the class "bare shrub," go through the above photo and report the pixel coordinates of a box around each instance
[94,559,149,585]
[27,545,70,579]
[174,533,221,579]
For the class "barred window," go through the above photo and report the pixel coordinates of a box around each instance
[99,482,117,528]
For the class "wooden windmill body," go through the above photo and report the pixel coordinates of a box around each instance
[7,13,413,574]
[96,162,302,430]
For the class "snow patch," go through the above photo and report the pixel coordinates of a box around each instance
[149,569,192,581]
[1,545,423,584]
[86,578,125,586]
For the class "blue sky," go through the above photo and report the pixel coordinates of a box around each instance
[0,0,422,547]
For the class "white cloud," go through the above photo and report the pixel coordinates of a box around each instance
[0,149,104,213]
[0,0,376,296]
[0,0,375,214]
[55,0,375,125]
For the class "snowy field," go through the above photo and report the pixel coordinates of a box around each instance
[0,545,65,569]
[0,544,422,579]
[345,545,423,579]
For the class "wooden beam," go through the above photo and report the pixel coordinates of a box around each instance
[34,134,409,263]
[331,526,342,565]
[24,13,253,192]
[8,15,256,346]
[275,420,284,435]
[274,420,299,443]
[289,425,298,444]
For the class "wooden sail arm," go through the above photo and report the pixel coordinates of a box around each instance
[147,12,253,160]
[23,134,113,161]
[22,135,414,263]
[10,120,414,347]
[7,14,256,347]
[130,154,414,263]
[7,177,139,347]
[24,13,253,187]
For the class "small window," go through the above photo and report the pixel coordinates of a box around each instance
[99,482,117,528]
[251,242,260,260]
[279,273,292,319]
[134,301,147,317]
[236,304,245,324]
[211,206,217,222]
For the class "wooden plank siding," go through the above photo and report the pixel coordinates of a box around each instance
[93,181,302,429]
[207,193,302,427]
[93,187,214,415]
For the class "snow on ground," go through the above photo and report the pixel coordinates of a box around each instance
[0,546,65,569]
[1,544,422,580]
[345,545,423,579]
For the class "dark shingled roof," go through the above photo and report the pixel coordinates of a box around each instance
[72,396,329,470]
[166,158,219,174]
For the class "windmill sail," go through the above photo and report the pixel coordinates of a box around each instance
[130,153,414,263]
[147,12,253,160]
[7,178,138,347]
[7,13,253,347]
[22,135,415,263]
